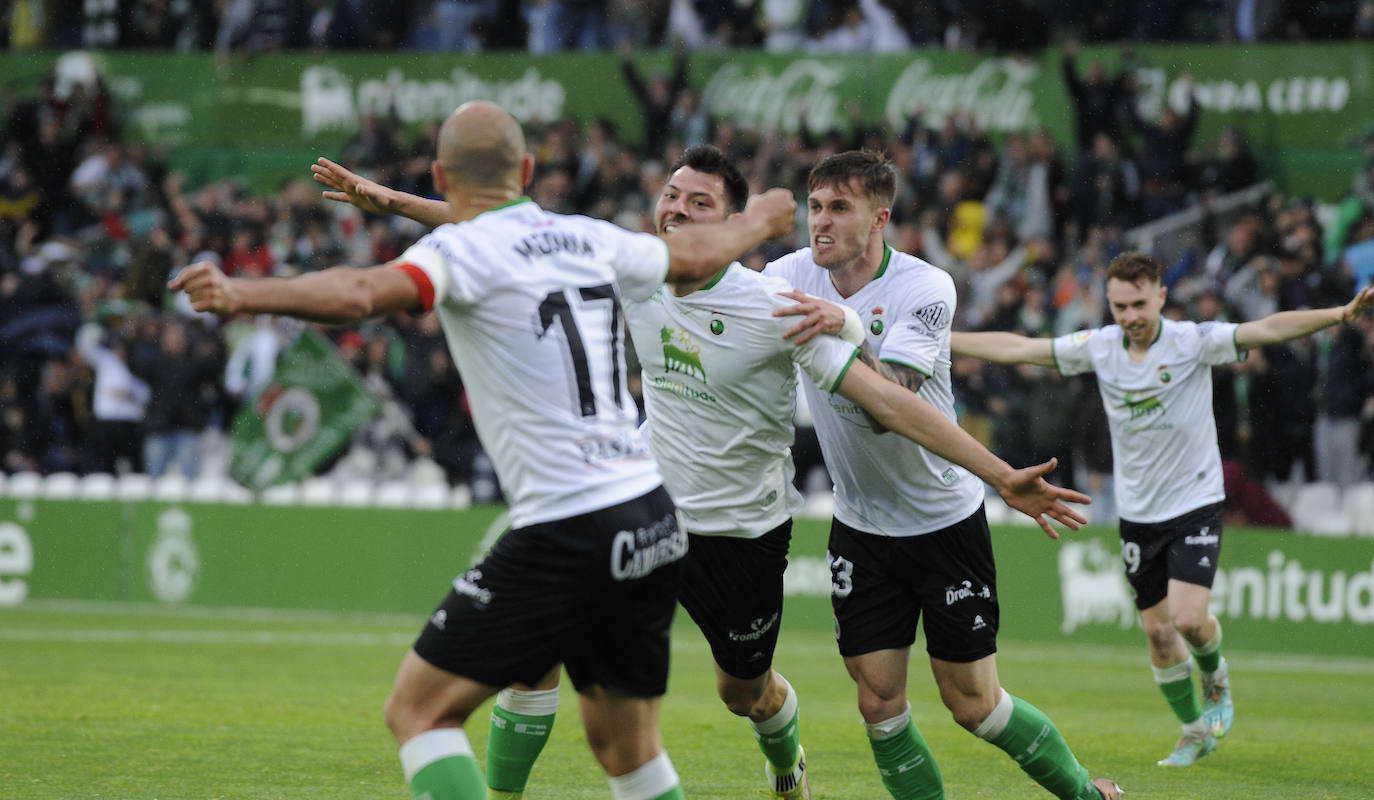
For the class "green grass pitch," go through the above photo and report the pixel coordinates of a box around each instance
[3,602,1373,799]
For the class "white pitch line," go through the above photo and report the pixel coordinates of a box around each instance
[0,627,416,646]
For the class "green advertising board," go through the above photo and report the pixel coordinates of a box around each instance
[3,44,1368,198]
[3,498,1373,658]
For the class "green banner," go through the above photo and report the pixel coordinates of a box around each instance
[3,498,1373,657]
[229,330,378,490]
[4,45,1369,198]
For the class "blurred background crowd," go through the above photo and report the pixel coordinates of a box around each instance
[4,0,1374,54]
[3,2,1374,524]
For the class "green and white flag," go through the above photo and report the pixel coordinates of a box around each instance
[230,330,379,491]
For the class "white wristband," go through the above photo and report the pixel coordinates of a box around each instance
[838,305,866,346]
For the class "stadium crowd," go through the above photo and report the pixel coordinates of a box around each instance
[2,34,1374,522]
[4,0,1374,54]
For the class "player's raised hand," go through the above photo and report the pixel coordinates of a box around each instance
[312,157,396,215]
[1341,284,1374,323]
[746,188,797,240]
[774,289,847,344]
[167,261,242,315]
[994,457,1091,540]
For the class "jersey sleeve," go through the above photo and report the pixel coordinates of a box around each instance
[767,288,860,392]
[1051,328,1101,375]
[594,220,669,302]
[872,269,956,376]
[394,227,483,309]
[1195,321,1245,365]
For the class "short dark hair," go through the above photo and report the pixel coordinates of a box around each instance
[807,150,897,208]
[670,144,749,214]
[1106,252,1163,286]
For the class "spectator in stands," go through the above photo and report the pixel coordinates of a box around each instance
[1195,127,1260,199]
[75,314,150,474]
[1316,313,1374,485]
[983,131,1053,242]
[619,37,689,159]
[1126,73,1200,221]
[1061,40,1130,155]
[135,318,223,478]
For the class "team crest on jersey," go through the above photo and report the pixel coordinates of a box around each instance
[1158,365,1172,383]
[709,317,725,336]
[869,307,885,336]
[660,327,707,382]
[911,301,951,332]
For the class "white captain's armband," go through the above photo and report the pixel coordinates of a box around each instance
[838,304,866,346]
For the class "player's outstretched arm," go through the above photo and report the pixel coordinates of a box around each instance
[168,261,422,324]
[950,331,1056,367]
[835,362,1089,538]
[312,157,456,228]
[1235,285,1374,350]
[662,188,796,282]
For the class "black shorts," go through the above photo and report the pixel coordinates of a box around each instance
[828,507,998,663]
[1119,501,1225,610]
[678,520,793,681]
[413,486,686,698]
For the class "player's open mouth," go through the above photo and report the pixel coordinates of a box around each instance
[662,218,686,233]
[815,236,834,247]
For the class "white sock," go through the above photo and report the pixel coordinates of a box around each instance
[497,685,560,716]
[608,751,679,800]
[865,702,912,741]
[751,676,799,736]
[972,688,1014,740]
[398,727,473,783]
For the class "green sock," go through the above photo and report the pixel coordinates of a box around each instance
[486,688,558,794]
[1153,660,1203,724]
[1189,626,1223,675]
[981,693,1098,800]
[400,729,486,800]
[867,711,943,800]
[752,676,802,773]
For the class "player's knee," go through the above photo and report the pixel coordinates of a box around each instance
[1171,608,1208,640]
[948,696,995,732]
[856,688,906,723]
[716,678,766,718]
[383,689,464,744]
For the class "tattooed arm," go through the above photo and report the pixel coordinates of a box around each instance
[855,341,926,433]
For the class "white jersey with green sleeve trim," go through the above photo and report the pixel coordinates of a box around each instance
[394,198,670,529]
[623,263,858,538]
[763,246,984,537]
[1052,318,1244,523]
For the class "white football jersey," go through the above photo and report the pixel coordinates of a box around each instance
[764,246,985,537]
[1053,318,1243,523]
[396,198,669,528]
[624,263,858,538]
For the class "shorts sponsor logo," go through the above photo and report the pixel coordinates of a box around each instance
[971,614,987,631]
[610,514,687,581]
[453,568,494,608]
[945,579,991,606]
[1185,527,1219,546]
[1199,556,1212,568]
[429,609,448,630]
[728,612,780,642]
